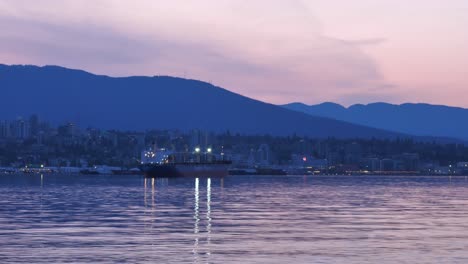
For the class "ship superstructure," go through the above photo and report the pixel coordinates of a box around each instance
[140,144,231,178]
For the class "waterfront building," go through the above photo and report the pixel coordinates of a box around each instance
[457,162,468,175]
[434,166,450,175]
[344,142,362,165]
[363,157,381,172]
[291,154,326,168]
[380,158,395,171]
[396,153,420,171]
[257,144,271,166]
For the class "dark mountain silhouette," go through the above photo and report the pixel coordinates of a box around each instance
[283,102,468,140]
[0,64,409,139]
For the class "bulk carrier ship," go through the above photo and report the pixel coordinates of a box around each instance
[139,145,231,178]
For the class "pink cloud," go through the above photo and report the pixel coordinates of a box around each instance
[0,0,466,107]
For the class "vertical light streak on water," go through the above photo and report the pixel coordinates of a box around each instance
[151,178,155,210]
[193,178,200,262]
[40,174,43,206]
[144,178,147,207]
[39,174,44,248]
[143,177,148,234]
[206,178,212,257]
[151,177,156,247]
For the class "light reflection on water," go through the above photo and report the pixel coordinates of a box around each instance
[1,175,468,263]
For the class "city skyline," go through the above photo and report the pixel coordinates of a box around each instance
[1,1,467,107]
[1,112,468,176]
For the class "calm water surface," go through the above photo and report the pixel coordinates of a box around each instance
[1,174,468,263]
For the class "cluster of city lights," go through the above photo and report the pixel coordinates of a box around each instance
[144,151,156,158]
[194,147,212,153]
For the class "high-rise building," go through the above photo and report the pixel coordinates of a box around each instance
[58,122,78,138]
[0,121,12,138]
[397,153,420,171]
[29,115,39,137]
[12,118,30,139]
[257,144,270,166]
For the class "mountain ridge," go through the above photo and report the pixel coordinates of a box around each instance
[283,102,468,140]
[0,64,408,139]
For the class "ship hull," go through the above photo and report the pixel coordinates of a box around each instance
[141,163,230,178]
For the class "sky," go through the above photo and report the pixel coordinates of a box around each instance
[0,0,467,107]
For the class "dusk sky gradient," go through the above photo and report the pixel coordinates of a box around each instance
[1,0,467,107]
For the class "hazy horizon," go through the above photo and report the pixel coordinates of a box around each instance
[1,0,467,108]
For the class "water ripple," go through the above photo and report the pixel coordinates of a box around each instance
[1,175,468,263]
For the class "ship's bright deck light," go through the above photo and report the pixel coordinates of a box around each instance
[195,147,201,153]
[207,148,212,153]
